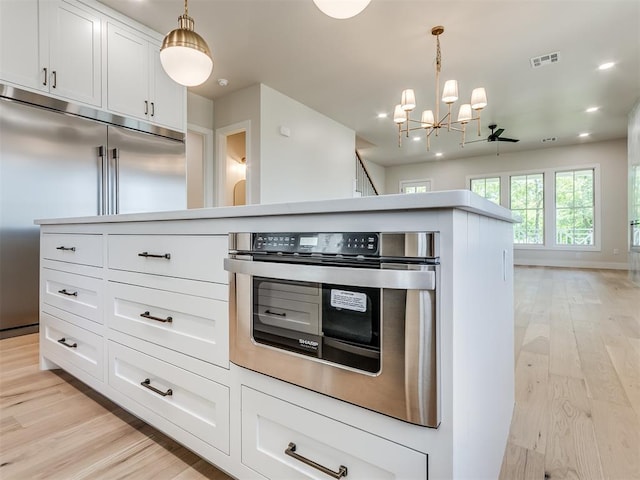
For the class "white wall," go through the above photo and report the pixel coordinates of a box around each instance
[187,92,214,130]
[259,84,355,203]
[362,158,386,194]
[186,92,214,208]
[385,139,628,269]
[629,101,640,284]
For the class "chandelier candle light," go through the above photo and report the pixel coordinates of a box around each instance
[393,26,487,151]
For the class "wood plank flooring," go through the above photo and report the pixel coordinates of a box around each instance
[1,267,638,479]
[0,334,233,480]
[500,267,640,480]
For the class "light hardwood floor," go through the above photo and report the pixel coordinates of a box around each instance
[499,267,640,480]
[1,267,638,479]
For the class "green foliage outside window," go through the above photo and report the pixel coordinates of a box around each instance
[555,169,594,245]
[510,174,544,244]
[471,177,500,204]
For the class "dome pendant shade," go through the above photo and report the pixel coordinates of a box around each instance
[160,8,213,87]
[312,0,371,19]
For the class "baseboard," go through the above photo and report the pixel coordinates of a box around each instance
[514,259,629,270]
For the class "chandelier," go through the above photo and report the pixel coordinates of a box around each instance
[393,26,488,151]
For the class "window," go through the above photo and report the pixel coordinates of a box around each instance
[555,169,594,246]
[400,179,431,194]
[470,177,500,204]
[510,173,544,245]
[467,165,600,250]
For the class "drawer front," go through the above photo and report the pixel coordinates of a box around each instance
[108,341,230,454]
[241,387,427,479]
[42,233,103,267]
[41,312,104,381]
[108,235,227,283]
[42,268,102,324]
[108,281,229,368]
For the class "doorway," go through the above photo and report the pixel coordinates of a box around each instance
[216,121,251,207]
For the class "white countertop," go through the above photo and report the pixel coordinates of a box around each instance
[35,190,517,225]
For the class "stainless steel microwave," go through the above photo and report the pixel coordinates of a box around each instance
[224,231,441,428]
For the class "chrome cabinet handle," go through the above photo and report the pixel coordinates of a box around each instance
[138,251,171,259]
[42,67,48,86]
[284,442,347,479]
[58,289,78,297]
[58,338,77,348]
[144,100,149,115]
[140,378,173,397]
[150,102,155,117]
[265,309,286,317]
[52,70,57,88]
[140,311,173,323]
[56,246,76,252]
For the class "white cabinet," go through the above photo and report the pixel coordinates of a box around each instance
[108,340,230,454]
[107,22,185,132]
[241,386,428,479]
[0,0,102,106]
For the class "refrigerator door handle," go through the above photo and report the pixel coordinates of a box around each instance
[111,148,120,214]
[98,146,107,215]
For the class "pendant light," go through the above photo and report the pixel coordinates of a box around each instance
[160,0,213,87]
[313,0,371,19]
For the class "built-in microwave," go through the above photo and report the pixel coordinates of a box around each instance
[224,231,441,427]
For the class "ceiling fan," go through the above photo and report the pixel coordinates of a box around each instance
[467,124,520,144]
[464,124,520,156]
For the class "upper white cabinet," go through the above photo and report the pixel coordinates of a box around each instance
[107,23,185,132]
[0,0,102,107]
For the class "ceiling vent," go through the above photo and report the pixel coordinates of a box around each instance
[530,52,560,68]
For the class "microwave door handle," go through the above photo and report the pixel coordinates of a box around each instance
[404,289,439,427]
[223,258,435,290]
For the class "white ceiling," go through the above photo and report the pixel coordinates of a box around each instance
[99,0,640,167]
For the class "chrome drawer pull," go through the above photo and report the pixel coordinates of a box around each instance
[56,246,76,251]
[58,338,77,348]
[58,289,78,297]
[284,442,348,479]
[141,378,173,397]
[140,311,173,323]
[138,251,171,260]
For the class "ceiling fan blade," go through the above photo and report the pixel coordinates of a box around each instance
[493,128,505,137]
[496,137,520,142]
[463,138,487,144]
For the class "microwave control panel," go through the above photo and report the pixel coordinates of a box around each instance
[252,232,379,255]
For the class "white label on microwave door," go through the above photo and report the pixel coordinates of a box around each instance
[330,289,367,312]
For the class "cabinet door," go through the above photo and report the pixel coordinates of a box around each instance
[149,44,185,132]
[48,0,102,106]
[0,0,46,91]
[107,23,149,121]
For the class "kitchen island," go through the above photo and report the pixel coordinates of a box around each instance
[36,190,516,480]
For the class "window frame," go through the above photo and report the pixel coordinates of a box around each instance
[467,164,601,252]
[399,178,432,194]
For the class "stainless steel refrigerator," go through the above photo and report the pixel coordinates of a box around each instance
[0,85,186,338]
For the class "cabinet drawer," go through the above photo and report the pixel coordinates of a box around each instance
[108,341,229,454]
[42,233,103,267]
[241,387,427,480]
[42,268,102,324]
[108,281,228,368]
[41,312,104,381]
[108,235,227,283]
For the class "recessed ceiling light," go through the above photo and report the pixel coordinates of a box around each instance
[435,152,443,157]
[598,62,615,70]
[579,132,590,137]
[412,136,421,141]
[377,113,388,118]
[586,107,599,113]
